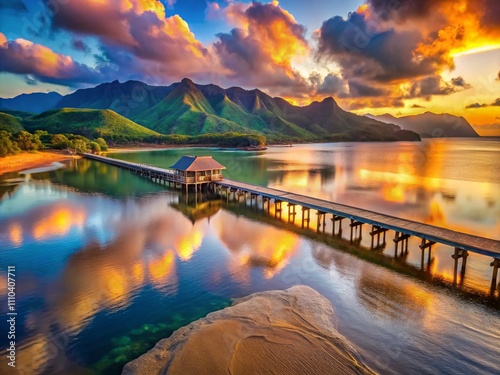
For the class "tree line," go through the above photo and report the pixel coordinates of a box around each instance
[0,130,108,157]
[1,129,265,157]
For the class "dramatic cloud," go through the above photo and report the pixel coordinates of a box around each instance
[316,13,437,83]
[46,0,213,82]
[316,73,348,96]
[0,33,102,86]
[411,104,425,108]
[214,1,310,95]
[314,0,499,104]
[465,98,500,109]
[403,75,471,99]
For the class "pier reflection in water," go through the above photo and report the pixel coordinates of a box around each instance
[0,139,499,375]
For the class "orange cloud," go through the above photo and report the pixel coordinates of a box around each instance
[0,32,102,85]
[214,1,310,95]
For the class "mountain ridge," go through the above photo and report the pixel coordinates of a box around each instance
[0,79,421,142]
[0,92,62,113]
[365,112,479,138]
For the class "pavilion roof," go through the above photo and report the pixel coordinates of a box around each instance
[170,156,226,172]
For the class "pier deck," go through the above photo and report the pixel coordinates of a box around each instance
[215,179,500,258]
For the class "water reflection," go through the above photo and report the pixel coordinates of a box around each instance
[1,139,499,375]
[257,140,500,240]
[215,211,300,280]
[356,265,435,323]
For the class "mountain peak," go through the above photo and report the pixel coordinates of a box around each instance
[180,77,195,86]
[320,97,339,108]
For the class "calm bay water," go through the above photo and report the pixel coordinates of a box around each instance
[0,139,499,375]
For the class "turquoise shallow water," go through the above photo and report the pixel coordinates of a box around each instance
[0,139,499,375]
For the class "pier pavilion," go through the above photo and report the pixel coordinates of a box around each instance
[171,155,225,192]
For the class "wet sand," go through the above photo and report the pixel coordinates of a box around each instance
[122,286,375,375]
[0,150,80,175]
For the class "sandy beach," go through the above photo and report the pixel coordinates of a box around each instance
[0,150,81,175]
[123,286,375,375]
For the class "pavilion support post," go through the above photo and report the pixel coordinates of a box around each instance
[489,258,499,293]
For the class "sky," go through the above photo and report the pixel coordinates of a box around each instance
[0,0,499,135]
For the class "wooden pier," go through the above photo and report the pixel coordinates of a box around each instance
[215,179,500,293]
[83,153,500,293]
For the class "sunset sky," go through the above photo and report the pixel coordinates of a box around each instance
[0,0,499,134]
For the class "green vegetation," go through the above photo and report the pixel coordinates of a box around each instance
[0,127,109,157]
[0,109,34,118]
[0,131,20,156]
[141,132,266,147]
[22,108,159,141]
[0,112,25,132]
[16,130,43,151]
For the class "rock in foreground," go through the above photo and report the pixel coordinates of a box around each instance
[122,286,375,375]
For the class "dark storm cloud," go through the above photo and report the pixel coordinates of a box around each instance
[316,13,437,83]
[316,74,348,96]
[365,0,449,22]
[405,76,471,99]
[347,80,389,97]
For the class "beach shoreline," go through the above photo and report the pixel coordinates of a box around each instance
[0,150,81,175]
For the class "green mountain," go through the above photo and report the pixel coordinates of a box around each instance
[0,79,421,142]
[22,108,159,140]
[56,80,173,118]
[133,79,315,141]
[366,112,479,138]
[0,112,25,132]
